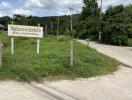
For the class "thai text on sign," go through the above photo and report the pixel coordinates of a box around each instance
[8,25,43,38]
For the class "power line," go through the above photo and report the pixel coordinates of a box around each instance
[54,0,81,13]
[53,0,81,32]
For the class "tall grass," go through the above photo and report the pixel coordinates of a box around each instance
[0,31,119,81]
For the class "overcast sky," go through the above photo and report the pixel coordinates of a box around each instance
[0,0,131,17]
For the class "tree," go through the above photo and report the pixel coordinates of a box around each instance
[81,0,100,20]
[75,0,100,39]
[123,5,132,38]
[101,5,130,45]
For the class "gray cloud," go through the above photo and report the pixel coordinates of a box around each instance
[0,0,131,17]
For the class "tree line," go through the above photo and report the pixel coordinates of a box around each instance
[0,0,132,46]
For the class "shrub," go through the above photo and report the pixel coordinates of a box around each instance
[57,35,71,42]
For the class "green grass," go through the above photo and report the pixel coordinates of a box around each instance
[128,38,132,46]
[0,31,119,81]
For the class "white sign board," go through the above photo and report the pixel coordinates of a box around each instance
[8,25,43,38]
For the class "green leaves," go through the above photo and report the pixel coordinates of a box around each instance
[101,5,132,46]
[81,0,99,20]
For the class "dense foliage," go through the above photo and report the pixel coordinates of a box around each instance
[101,5,132,45]
[74,0,100,39]
[0,14,80,35]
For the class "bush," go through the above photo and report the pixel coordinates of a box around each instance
[74,16,99,40]
[101,24,128,45]
[57,35,71,42]
[57,36,66,42]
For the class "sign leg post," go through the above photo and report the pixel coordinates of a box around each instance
[37,39,40,54]
[11,37,14,55]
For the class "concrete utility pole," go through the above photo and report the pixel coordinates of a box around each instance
[69,8,73,31]
[57,16,60,38]
[51,22,53,34]
[99,0,103,41]
[70,40,73,67]
[45,24,47,35]
[69,7,74,67]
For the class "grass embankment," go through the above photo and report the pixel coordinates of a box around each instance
[0,31,119,81]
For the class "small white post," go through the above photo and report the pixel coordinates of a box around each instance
[11,21,14,55]
[37,23,40,54]
[11,37,14,55]
[37,39,40,54]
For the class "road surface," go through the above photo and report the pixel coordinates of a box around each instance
[0,66,132,100]
[78,40,132,67]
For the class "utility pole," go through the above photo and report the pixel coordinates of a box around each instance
[37,23,40,54]
[57,16,60,38]
[69,7,74,67]
[50,22,53,34]
[69,8,73,32]
[99,0,103,41]
[45,24,47,35]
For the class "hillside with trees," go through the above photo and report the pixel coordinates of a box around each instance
[0,14,80,35]
[0,0,131,46]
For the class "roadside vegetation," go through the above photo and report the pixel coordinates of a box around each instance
[0,0,130,82]
[0,31,119,81]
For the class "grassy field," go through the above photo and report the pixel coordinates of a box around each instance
[0,31,119,81]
